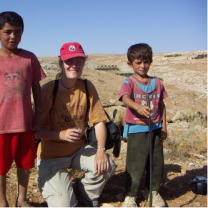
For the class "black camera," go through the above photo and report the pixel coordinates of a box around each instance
[190,176,207,195]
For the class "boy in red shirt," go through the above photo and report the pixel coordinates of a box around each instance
[0,11,46,207]
[119,43,168,207]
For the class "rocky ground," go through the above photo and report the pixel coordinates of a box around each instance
[6,51,207,207]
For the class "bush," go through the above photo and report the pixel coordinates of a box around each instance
[165,118,207,160]
[95,65,119,71]
[116,73,163,81]
[193,54,207,59]
[116,73,133,77]
[164,54,182,57]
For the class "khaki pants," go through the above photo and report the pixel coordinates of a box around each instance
[37,145,116,207]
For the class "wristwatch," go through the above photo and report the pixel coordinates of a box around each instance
[97,147,105,151]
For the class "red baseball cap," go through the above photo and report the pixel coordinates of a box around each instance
[60,42,86,61]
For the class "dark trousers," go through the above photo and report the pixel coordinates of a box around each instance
[125,128,164,196]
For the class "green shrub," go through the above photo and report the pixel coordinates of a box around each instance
[95,65,119,71]
[116,73,133,77]
[165,118,207,160]
[164,54,182,57]
[193,54,207,59]
[116,73,163,81]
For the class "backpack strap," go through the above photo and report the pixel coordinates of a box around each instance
[84,79,90,127]
[49,79,59,113]
[84,79,114,124]
[111,109,117,122]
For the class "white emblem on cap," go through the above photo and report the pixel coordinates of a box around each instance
[69,45,76,51]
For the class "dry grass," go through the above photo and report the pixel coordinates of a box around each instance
[165,118,207,160]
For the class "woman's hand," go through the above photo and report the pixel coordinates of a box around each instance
[93,121,109,175]
[94,149,109,176]
[59,128,82,142]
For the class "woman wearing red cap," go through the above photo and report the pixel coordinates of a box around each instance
[35,42,116,207]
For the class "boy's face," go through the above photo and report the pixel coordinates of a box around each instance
[0,23,23,53]
[127,58,150,78]
[59,57,84,80]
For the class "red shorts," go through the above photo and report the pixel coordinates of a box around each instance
[0,130,36,175]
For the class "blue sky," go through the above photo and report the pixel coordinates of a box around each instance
[0,0,207,56]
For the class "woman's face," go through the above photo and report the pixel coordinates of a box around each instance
[60,57,84,80]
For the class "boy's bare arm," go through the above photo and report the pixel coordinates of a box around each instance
[32,82,42,109]
[122,94,151,118]
[32,82,42,133]
[159,99,167,140]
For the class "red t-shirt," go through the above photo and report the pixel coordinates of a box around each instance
[0,49,46,134]
[119,75,168,125]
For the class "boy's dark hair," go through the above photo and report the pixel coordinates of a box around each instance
[0,11,24,31]
[127,43,153,64]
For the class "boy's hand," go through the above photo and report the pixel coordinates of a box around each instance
[33,112,42,134]
[122,95,151,118]
[137,105,151,118]
[160,128,167,140]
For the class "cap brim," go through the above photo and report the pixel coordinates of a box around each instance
[61,53,86,61]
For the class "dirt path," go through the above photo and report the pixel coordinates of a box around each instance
[6,141,207,207]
